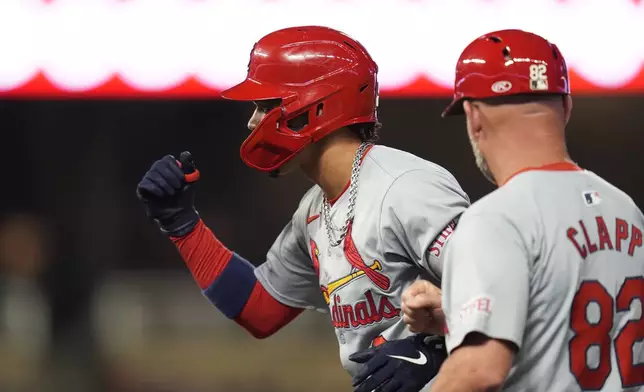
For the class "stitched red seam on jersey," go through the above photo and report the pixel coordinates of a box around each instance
[502,161,582,186]
[170,219,299,337]
[327,144,375,206]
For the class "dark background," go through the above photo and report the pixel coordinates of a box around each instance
[4,97,642,261]
[0,97,642,391]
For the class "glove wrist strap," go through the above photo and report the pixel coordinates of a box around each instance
[158,209,200,237]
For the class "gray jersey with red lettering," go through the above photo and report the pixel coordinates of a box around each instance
[254,145,469,376]
[442,166,644,391]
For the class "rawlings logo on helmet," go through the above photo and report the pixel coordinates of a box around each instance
[491,81,513,93]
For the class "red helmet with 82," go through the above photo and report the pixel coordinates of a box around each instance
[221,26,379,172]
[442,29,570,117]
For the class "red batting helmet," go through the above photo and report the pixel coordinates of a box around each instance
[220,26,379,172]
[442,29,570,117]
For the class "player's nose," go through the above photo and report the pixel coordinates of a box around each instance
[247,109,266,132]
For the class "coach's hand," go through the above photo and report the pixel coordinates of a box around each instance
[136,151,201,237]
[349,334,446,392]
[402,280,445,336]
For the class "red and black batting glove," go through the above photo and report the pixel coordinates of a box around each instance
[136,151,201,237]
[349,334,447,392]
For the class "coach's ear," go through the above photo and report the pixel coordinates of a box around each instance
[463,101,483,141]
[563,95,573,126]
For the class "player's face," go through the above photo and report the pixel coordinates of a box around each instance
[247,99,281,132]
[463,101,495,184]
[248,99,308,177]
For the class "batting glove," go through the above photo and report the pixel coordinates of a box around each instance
[136,151,201,237]
[349,334,447,392]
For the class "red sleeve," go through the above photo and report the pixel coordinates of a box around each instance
[170,219,301,338]
[236,282,304,338]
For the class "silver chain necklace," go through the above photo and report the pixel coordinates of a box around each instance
[323,142,371,248]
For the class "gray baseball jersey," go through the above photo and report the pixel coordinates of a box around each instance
[255,145,470,376]
[442,164,644,391]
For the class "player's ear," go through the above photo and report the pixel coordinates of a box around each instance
[463,101,477,127]
[563,95,573,126]
[463,100,472,118]
[463,100,483,139]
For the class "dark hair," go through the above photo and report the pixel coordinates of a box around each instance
[349,121,382,143]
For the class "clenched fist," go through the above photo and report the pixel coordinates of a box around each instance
[401,280,445,335]
[136,151,201,237]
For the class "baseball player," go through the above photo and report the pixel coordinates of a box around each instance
[402,29,644,391]
[136,26,470,391]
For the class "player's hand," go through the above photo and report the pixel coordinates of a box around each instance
[349,334,447,392]
[401,280,445,335]
[136,151,201,237]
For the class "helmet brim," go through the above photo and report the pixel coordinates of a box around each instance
[441,98,465,118]
[220,78,287,101]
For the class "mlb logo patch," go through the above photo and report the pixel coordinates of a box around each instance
[582,190,601,206]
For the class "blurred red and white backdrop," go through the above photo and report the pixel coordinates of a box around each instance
[0,0,643,98]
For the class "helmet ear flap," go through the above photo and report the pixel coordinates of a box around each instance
[283,100,326,133]
[286,111,310,132]
[240,105,312,172]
